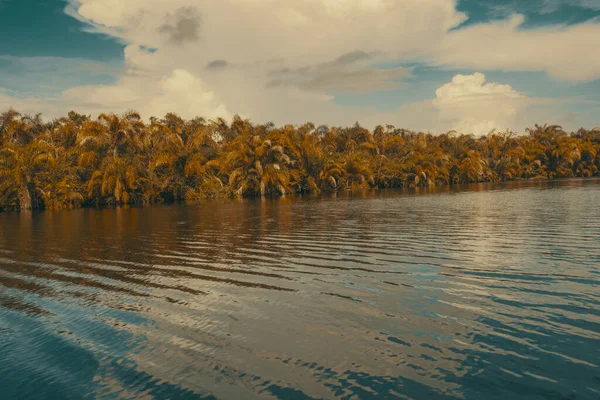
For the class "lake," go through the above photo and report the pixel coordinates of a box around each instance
[1,179,599,399]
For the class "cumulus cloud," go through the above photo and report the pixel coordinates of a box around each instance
[65,0,600,80]
[62,68,231,120]
[436,15,600,81]
[3,0,599,131]
[432,72,527,134]
[53,1,457,124]
[57,0,600,127]
[360,73,577,135]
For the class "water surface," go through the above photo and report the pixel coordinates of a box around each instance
[1,179,599,399]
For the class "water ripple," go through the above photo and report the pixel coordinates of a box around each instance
[1,179,599,399]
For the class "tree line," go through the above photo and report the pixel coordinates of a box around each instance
[1,108,599,211]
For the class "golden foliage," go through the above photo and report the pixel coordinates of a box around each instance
[1,109,599,211]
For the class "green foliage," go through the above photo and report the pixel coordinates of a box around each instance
[0,108,599,211]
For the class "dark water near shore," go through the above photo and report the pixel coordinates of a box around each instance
[1,179,599,399]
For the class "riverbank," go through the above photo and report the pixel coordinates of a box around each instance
[2,110,599,212]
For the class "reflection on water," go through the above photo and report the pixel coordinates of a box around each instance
[1,179,599,399]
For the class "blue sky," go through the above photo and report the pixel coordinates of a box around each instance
[0,0,122,59]
[0,0,122,96]
[0,0,598,134]
[455,0,600,28]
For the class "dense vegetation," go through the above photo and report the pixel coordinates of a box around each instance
[1,108,599,211]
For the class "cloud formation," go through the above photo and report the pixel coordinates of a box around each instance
[432,72,528,134]
[65,0,600,79]
[159,7,202,44]
[353,73,522,135]
[62,68,231,120]
[1,0,598,132]
[266,51,410,93]
[436,15,600,81]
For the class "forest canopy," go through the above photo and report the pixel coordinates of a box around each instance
[1,108,599,211]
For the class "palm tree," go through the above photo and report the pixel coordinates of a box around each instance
[0,141,53,209]
[224,133,294,197]
[41,176,84,210]
[0,109,46,147]
[2,107,600,212]
[456,150,490,183]
[342,153,374,190]
[0,108,21,146]
[95,110,145,157]
[318,159,345,191]
[87,155,156,205]
[576,138,599,176]
[551,137,581,177]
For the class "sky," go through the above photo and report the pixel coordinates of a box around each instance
[0,0,599,134]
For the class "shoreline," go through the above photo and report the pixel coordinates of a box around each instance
[3,176,598,215]
[2,111,599,213]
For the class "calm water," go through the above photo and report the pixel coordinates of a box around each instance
[1,180,599,399]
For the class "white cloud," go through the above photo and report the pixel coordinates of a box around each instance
[63,0,600,80]
[0,70,592,135]
[67,0,466,64]
[432,72,527,134]
[56,0,600,125]
[436,15,600,82]
[433,73,522,105]
[3,0,600,131]
[361,73,583,135]
[148,69,230,119]
[62,68,231,120]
